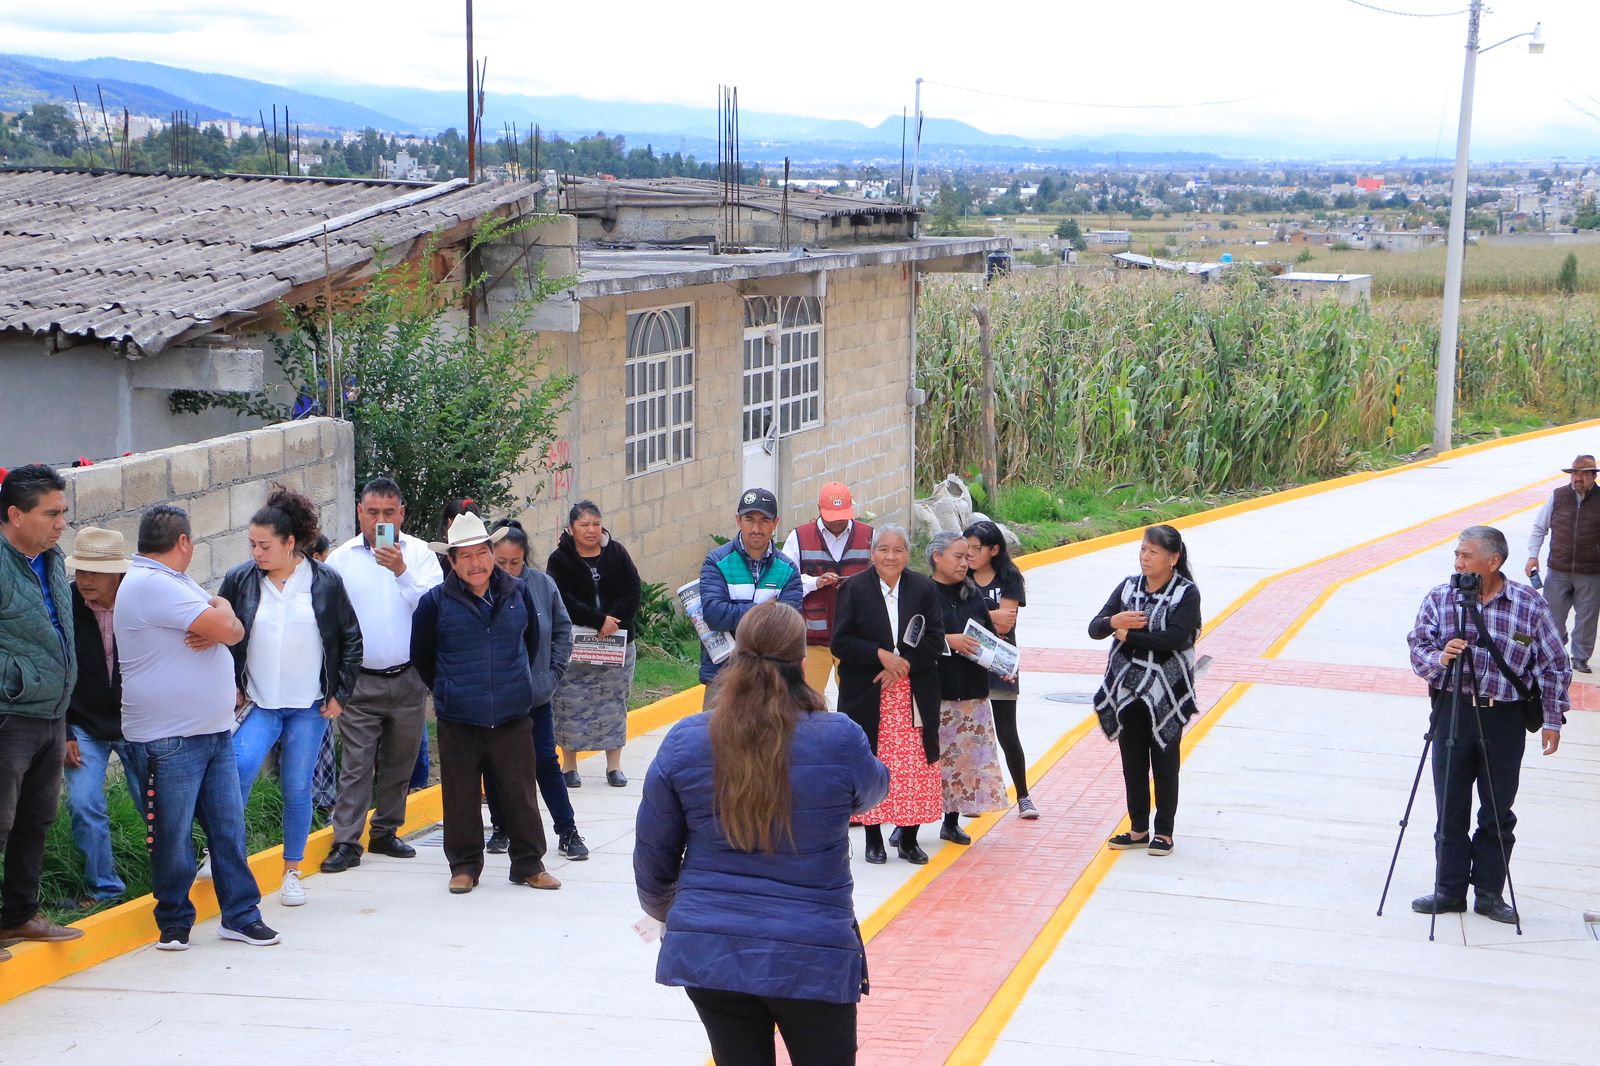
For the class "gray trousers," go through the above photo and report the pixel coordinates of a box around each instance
[1543,569,1600,665]
[332,667,428,848]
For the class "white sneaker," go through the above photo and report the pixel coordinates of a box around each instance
[196,850,212,880]
[279,869,307,907]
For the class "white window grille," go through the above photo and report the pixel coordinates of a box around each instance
[625,305,695,477]
[741,295,822,445]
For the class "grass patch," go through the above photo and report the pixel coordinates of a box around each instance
[37,767,308,927]
[629,649,702,710]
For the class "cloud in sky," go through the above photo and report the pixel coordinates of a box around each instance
[4,0,1598,152]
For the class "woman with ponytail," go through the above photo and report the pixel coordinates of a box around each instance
[219,484,362,906]
[1088,524,1202,858]
[634,601,888,1066]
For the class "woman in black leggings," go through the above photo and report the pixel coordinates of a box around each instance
[1088,525,1202,857]
[963,521,1037,819]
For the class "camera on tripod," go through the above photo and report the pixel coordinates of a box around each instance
[1450,572,1480,594]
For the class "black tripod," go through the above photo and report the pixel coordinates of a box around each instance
[1377,580,1523,938]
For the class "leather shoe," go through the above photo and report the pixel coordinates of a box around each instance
[1410,892,1467,915]
[896,842,930,865]
[939,823,972,846]
[864,842,887,865]
[367,835,416,859]
[320,843,361,873]
[0,915,86,947]
[887,827,902,848]
[514,871,562,890]
[1474,892,1518,924]
[0,945,11,962]
[448,874,477,894]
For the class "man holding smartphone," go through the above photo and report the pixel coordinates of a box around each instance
[321,477,443,873]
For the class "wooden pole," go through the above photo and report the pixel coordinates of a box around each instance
[973,304,998,494]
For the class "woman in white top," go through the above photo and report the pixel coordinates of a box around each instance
[218,485,362,906]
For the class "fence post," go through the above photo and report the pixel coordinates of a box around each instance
[972,304,998,494]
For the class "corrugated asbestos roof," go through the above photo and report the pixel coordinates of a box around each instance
[561,176,919,222]
[0,169,535,355]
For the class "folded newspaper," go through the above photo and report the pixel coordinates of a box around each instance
[677,580,735,664]
[570,626,629,666]
[960,619,1020,678]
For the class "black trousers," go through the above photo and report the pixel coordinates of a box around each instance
[1430,690,1525,898]
[437,716,547,882]
[990,698,1030,798]
[1116,701,1180,838]
[684,986,857,1066]
[0,715,66,928]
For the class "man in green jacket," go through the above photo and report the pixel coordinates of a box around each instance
[0,464,85,960]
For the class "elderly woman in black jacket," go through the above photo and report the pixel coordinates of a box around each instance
[218,484,361,907]
[545,500,643,789]
[1088,524,1202,859]
[831,524,945,865]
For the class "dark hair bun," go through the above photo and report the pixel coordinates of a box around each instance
[264,483,321,548]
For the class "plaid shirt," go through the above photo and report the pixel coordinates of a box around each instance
[1407,574,1572,730]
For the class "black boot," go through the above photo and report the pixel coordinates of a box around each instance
[939,812,972,846]
[896,825,929,865]
[863,825,887,865]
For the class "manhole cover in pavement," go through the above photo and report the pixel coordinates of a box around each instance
[1044,692,1095,704]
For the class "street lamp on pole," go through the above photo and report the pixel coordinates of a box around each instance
[1432,3,1544,454]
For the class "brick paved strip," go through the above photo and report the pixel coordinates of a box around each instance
[851,477,1564,1065]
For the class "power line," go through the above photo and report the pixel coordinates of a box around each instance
[919,79,1270,112]
[1343,0,1468,18]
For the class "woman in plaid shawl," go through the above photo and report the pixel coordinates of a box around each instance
[1089,525,1202,858]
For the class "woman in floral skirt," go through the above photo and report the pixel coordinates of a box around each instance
[926,532,1010,846]
[831,525,946,865]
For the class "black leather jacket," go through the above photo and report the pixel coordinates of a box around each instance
[217,556,363,707]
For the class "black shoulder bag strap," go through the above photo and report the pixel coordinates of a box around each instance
[1465,599,1556,732]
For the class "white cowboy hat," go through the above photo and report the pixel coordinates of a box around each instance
[428,512,508,554]
[65,527,131,574]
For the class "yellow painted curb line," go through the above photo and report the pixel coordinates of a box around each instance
[2,684,709,1007]
[1012,415,1600,575]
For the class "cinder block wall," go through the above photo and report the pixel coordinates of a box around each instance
[58,418,355,589]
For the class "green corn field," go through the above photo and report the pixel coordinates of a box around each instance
[917,270,1600,493]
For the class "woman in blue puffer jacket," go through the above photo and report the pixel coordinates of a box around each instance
[634,600,888,1066]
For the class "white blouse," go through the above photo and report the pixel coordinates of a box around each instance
[245,558,324,709]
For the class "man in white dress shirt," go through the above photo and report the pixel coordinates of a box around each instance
[779,482,875,697]
[321,478,443,873]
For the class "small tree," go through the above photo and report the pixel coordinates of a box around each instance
[1054,217,1081,241]
[173,217,576,536]
[1556,251,1580,296]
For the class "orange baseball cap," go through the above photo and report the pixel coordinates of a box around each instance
[818,482,855,521]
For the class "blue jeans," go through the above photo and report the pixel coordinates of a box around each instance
[125,731,263,934]
[410,734,430,791]
[65,727,137,900]
[485,703,575,835]
[233,704,328,864]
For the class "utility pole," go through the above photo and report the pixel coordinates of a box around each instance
[1433,0,1480,454]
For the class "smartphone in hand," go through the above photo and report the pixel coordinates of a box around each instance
[375,522,396,551]
[1529,568,1543,590]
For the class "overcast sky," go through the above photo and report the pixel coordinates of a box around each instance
[6,0,1599,152]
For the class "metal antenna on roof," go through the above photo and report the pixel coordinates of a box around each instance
[781,157,791,251]
[71,87,92,161]
[272,107,281,176]
[121,108,131,170]
[96,85,115,166]
[284,107,292,175]
[465,0,476,183]
[899,107,907,205]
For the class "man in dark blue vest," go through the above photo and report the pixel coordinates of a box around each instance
[412,512,563,895]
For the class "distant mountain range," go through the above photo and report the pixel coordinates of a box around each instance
[2,53,1592,163]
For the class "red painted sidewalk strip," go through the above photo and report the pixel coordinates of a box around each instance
[850,478,1562,1064]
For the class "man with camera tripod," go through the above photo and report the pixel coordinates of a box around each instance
[1406,526,1571,924]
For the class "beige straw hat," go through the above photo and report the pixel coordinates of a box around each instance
[65,527,131,573]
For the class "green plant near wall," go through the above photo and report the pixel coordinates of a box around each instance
[173,215,576,538]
